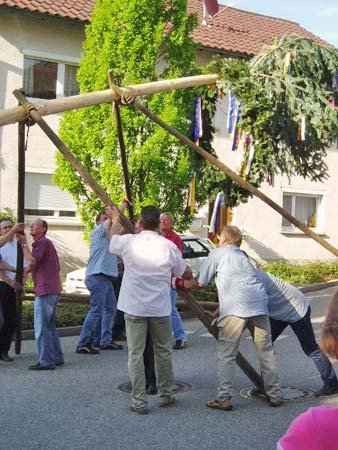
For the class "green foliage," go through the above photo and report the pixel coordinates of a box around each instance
[54,0,212,233]
[0,207,15,222]
[204,36,338,206]
[22,301,89,330]
[262,260,338,284]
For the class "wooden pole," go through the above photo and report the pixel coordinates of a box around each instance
[14,116,26,354]
[12,90,134,234]
[12,89,265,392]
[129,98,338,258]
[108,71,134,222]
[0,75,218,127]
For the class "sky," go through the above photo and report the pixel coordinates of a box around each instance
[223,0,338,47]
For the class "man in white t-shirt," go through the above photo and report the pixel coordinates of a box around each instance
[108,206,193,414]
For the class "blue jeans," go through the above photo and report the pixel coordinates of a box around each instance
[270,306,338,387]
[78,274,116,347]
[170,290,186,340]
[34,295,64,368]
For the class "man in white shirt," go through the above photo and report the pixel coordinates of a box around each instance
[108,205,193,414]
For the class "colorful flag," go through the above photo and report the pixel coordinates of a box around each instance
[227,94,236,135]
[231,104,242,151]
[185,171,196,216]
[209,192,223,239]
[193,97,203,144]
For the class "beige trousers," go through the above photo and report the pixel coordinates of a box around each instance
[217,315,282,401]
[125,313,173,408]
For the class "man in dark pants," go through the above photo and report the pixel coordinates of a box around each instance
[0,218,22,362]
[256,269,338,396]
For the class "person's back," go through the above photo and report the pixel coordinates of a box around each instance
[200,245,268,320]
[255,269,309,323]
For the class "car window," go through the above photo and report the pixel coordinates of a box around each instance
[182,239,210,259]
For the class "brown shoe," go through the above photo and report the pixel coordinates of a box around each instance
[269,397,283,407]
[206,399,232,411]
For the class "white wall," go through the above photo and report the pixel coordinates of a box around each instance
[0,9,88,272]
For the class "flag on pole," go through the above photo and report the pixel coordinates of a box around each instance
[227,94,236,135]
[209,192,223,240]
[204,0,219,17]
[231,103,242,151]
[185,171,196,215]
[193,97,203,144]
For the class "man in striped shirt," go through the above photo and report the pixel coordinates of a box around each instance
[17,219,64,370]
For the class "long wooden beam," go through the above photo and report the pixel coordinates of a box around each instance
[0,74,218,127]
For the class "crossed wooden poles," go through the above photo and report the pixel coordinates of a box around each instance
[10,73,338,391]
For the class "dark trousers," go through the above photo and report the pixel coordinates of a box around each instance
[143,329,156,387]
[0,282,16,353]
[270,306,337,387]
[111,275,125,337]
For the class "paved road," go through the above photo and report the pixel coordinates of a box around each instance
[1,287,338,450]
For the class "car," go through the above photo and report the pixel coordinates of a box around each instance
[63,235,214,294]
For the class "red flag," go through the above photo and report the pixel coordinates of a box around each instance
[204,0,219,17]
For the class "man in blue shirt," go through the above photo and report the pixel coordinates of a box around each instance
[76,211,123,354]
[196,226,283,410]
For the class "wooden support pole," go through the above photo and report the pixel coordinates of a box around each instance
[1,75,218,127]
[130,98,338,258]
[12,90,134,234]
[108,71,134,222]
[14,117,26,354]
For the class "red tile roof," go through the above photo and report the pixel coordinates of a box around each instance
[0,0,329,56]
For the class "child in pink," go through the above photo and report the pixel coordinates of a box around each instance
[278,405,338,449]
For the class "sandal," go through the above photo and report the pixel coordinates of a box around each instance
[206,399,232,411]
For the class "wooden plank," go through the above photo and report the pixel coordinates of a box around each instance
[0,74,218,127]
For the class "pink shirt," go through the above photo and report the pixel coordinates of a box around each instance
[278,406,338,450]
[31,235,61,296]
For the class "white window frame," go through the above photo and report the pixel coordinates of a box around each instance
[22,49,79,100]
[281,187,325,235]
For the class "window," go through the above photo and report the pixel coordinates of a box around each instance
[23,57,79,99]
[24,173,78,221]
[282,191,324,231]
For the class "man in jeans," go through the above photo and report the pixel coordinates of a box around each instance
[159,212,187,350]
[17,219,64,370]
[108,206,193,414]
[76,210,124,354]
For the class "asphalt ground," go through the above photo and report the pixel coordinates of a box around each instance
[1,286,338,450]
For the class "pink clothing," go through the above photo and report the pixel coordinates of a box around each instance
[278,406,338,450]
[31,235,61,296]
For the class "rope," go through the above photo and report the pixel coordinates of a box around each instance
[120,93,135,105]
[22,101,36,127]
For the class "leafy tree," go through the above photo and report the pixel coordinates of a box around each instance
[54,0,210,233]
[202,36,338,206]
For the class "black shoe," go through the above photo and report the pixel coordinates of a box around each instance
[173,339,187,350]
[315,384,338,397]
[28,363,55,371]
[0,352,13,362]
[76,343,100,354]
[55,361,64,366]
[146,385,158,395]
[269,397,283,407]
[100,342,123,350]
